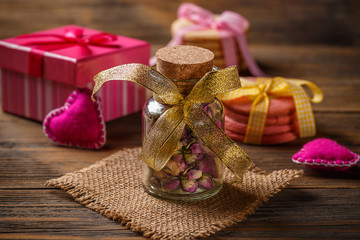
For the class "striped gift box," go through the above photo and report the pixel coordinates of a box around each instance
[0,69,147,122]
[0,25,150,122]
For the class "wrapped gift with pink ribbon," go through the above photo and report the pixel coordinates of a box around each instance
[152,3,266,77]
[0,25,150,122]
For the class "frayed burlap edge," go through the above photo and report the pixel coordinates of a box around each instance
[46,148,303,240]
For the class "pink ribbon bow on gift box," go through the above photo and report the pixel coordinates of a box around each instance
[17,27,120,77]
[159,3,266,77]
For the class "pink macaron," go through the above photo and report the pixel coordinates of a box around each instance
[225,129,298,145]
[222,96,295,117]
[225,116,293,135]
[224,106,294,126]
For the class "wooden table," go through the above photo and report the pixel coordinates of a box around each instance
[1,0,359,239]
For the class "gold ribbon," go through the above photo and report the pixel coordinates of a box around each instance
[92,63,252,179]
[218,77,323,144]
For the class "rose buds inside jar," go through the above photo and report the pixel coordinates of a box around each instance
[142,46,225,201]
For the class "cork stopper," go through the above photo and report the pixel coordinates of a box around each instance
[156,46,214,80]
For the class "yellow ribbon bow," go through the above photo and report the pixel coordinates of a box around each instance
[91,64,252,180]
[218,77,323,144]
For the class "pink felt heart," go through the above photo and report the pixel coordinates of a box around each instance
[292,138,359,171]
[43,89,106,149]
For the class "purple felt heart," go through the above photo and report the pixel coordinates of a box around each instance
[292,138,359,171]
[43,89,106,149]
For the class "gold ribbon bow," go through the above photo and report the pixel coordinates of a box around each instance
[91,64,252,179]
[218,77,323,144]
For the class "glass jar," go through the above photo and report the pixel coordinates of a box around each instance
[142,79,225,201]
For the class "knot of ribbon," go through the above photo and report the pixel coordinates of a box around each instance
[177,3,248,34]
[167,3,266,77]
[218,77,324,144]
[16,27,120,77]
[91,64,253,180]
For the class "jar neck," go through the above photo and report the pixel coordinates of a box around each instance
[172,78,199,95]
[153,66,218,103]
[153,78,199,103]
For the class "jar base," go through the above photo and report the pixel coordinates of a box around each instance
[142,184,223,201]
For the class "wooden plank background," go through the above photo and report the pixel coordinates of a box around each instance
[0,0,359,239]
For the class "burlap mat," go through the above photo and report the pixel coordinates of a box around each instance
[46,147,302,240]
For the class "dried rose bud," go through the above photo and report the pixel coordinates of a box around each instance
[153,170,168,179]
[172,153,183,162]
[165,154,188,176]
[197,157,218,178]
[178,161,188,172]
[187,169,202,180]
[203,105,212,117]
[181,180,198,193]
[190,143,202,153]
[163,179,180,190]
[184,153,202,164]
[198,175,214,189]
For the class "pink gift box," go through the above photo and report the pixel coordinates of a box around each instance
[0,25,150,122]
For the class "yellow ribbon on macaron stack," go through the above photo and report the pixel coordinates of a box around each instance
[218,77,323,144]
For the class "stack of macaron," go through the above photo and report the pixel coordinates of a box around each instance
[171,17,247,71]
[223,96,299,144]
